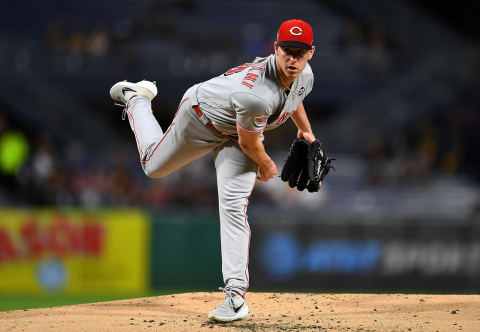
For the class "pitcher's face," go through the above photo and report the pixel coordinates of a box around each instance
[274,43,315,81]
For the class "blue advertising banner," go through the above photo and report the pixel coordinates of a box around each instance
[249,222,480,292]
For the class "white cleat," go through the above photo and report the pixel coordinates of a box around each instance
[208,289,249,323]
[109,80,158,104]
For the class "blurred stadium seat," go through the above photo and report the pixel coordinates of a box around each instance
[0,0,478,222]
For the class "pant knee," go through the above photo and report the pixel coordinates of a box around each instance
[142,161,168,179]
[220,198,249,224]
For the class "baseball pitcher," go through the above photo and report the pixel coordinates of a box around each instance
[109,19,333,322]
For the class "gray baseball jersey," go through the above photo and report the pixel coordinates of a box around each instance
[122,54,314,295]
[196,54,314,136]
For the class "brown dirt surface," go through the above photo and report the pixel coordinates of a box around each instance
[1,292,479,331]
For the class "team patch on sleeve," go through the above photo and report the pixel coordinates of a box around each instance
[254,115,269,126]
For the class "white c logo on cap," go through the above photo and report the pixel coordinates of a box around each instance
[289,27,303,36]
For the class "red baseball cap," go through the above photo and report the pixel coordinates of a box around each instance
[276,19,313,50]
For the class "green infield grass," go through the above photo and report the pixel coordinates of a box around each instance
[0,290,182,312]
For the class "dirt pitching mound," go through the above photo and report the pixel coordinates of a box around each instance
[1,292,479,331]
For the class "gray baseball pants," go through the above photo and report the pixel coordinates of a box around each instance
[125,86,257,295]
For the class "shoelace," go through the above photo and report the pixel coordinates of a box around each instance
[114,102,128,121]
[218,287,243,311]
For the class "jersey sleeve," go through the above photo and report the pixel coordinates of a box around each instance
[230,92,271,133]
